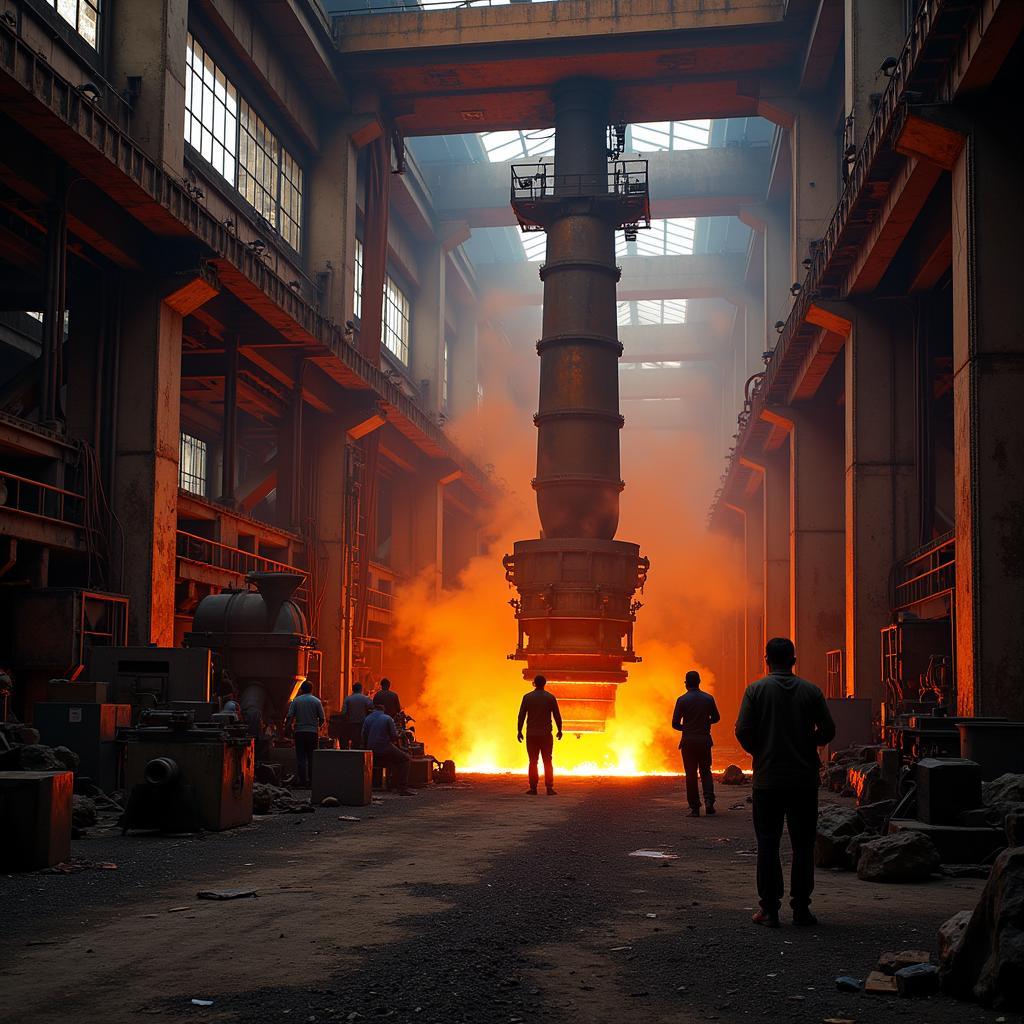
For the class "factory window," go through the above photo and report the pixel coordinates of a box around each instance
[629,120,711,152]
[481,128,555,163]
[238,100,280,228]
[353,238,363,319]
[185,34,238,184]
[46,0,101,48]
[617,299,688,327]
[184,34,304,252]
[179,433,208,496]
[616,218,696,259]
[383,275,410,365]
[620,361,684,371]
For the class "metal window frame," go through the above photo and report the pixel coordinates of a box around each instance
[178,431,208,497]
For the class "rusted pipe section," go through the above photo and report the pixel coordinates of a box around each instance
[505,79,649,734]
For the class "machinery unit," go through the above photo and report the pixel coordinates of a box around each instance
[184,571,318,734]
[121,710,253,832]
[915,757,982,825]
[9,588,128,717]
[87,646,211,712]
[33,701,131,792]
[503,79,650,733]
[881,616,955,754]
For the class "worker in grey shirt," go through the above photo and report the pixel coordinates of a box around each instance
[286,680,325,788]
[361,707,414,795]
[340,682,374,749]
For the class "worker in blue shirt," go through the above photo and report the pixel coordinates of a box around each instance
[286,680,325,788]
[671,670,721,817]
[362,707,414,796]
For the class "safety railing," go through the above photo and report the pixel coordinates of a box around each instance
[333,0,565,12]
[0,469,86,529]
[176,530,309,604]
[892,531,955,611]
[711,0,963,524]
[511,160,649,203]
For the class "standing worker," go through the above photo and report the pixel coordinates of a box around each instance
[340,682,374,749]
[373,677,402,719]
[361,705,414,795]
[735,637,836,928]
[286,680,325,789]
[517,675,563,796]
[671,670,721,817]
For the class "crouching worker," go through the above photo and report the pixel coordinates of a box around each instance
[362,705,415,796]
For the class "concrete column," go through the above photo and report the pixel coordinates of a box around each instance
[952,112,1024,719]
[448,307,479,426]
[843,300,917,706]
[108,0,187,174]
[411,243,445,417]
[114,283,183,646]
[410,468,443,596]
[744,490,765,684]
[844,0,905,149]
[276,384,303,532]
[743,447,791,645]
[767,396,844,688]
[306,123,360,326]
[791,98,838,280]
[763,202,791,347]
[313,414,348,713]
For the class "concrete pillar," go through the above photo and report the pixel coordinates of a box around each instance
[114,283,183,646]
[108,0,187,174]
[744,490,765,684]
[763,202,792,348]
[844,0,905,149]
[313,414,348,713]
[842,300,917,707]
[411,243,445,417]
[952,112,1024,719]
[276,384,303,532]
[410,468,443,596]
[791,98,838,280]
[306,123,360,326]
[743,448,791,646]
[766,396,844,689]
[448,307,479,426]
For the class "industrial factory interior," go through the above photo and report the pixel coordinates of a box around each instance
[1,0,1024,1020]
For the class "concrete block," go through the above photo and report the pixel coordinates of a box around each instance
[865,971,898,994]
[916,757,982,824]
[0,770,73,870]
[407,757,433,788]
[311,749,372,806]
[888,818,1005,864]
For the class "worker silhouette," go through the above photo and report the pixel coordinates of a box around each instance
[517,675,563,795]
[373,677,401,719]
[736,637,836,928]
[672,670,721,816]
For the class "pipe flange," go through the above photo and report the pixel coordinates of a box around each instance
[534,409,624,427]
[539,259,621,282]
[532,474,626,492]
[536,334,623,356]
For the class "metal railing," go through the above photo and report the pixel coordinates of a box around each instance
[0,469,86,529]
[511,160,649,203]
[332,0,564,12]
[711,0,967,523]
[176,530,309,603]
[893,531,955,610]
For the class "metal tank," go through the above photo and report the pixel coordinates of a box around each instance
[184,571,317,732]
[503,79,650,733]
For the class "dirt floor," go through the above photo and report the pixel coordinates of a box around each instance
[0,775,1011,1024]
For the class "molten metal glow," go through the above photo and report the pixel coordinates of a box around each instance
[392,392,747,777]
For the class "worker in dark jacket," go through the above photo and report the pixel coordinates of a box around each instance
[373,678,402,719]
[671,670,721,816]
[735,637,836,929]
[517,675,563,796]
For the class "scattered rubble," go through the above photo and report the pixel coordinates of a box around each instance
[895,962,940,997]
[877,949,930,973]
[856,831,940,882]
[834,976,863,993]
[937,910,972,968]
[858,799,897,832]
[197,888,257,901]
[71,795,97,830]
[942,846,1024,1008]
[720,765,745,785]
[864,970,898,994]
[814,806,863,868]
[253,783,314,815]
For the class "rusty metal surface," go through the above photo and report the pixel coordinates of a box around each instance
[504,80,649,733]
